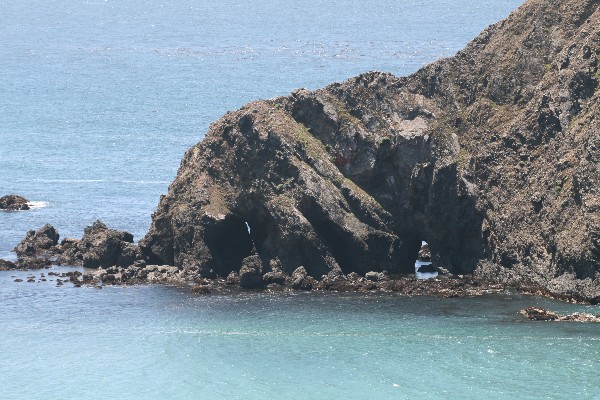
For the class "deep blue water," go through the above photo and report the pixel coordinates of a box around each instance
[1,0,523,256]
[4,1,599,399]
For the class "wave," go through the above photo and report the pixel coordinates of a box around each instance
[28,201,49,209]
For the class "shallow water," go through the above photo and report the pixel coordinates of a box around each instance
[6,1,597,399]
[2,267,600,399]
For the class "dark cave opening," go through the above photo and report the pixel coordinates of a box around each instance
[204,215,254,276]
[394,235,422,274]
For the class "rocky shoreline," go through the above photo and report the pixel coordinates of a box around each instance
[2,222,597,305]
[5,262,507,297]
[1,222,506,297]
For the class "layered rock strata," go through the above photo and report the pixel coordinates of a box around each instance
[139,0,599,300]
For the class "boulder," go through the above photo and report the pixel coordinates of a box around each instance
[417,263,437,273]
[263,270,287,285]
[365,271,388,282]
[263,258,287,285]
[238,255,264,289]
[289,266,316,290]
[417,244,431,262]
[15,256,51,269]
[0,259,17,271]
[0,194,29,211]
[226,271,240,285]
[73,220,137,269]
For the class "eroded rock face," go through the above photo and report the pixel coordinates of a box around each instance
[13,221,140,270]
[0,259,17,271]
[59,220,138,268]
[140,0,600,300]
[15,224,60,257]
[0,195,29,211]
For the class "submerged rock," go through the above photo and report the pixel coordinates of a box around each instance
[138,0,600,301]
[519,306,559,321]
[0,194,29,211]
[520,307,600,323]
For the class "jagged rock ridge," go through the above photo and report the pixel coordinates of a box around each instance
[140,0,599,299]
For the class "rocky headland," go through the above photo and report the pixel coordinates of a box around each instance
[2,0,599,303]
[138,0,599,300]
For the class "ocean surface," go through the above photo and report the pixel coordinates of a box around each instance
[3,0,600,399]
[2,268,600,399]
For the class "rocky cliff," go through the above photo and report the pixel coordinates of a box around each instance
[140,0,599,299]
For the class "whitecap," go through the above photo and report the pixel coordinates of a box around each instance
[28,201,49,209]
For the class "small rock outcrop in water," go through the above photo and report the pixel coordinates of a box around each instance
[138,0,599,301]
[520,306,600,322]
[417,264,437,274]
[13,221,139,269]
[0,259,17,271]
[57,220,138,268]
[0,195,29,211]
[15,224,60,257]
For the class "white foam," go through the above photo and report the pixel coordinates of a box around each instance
[27,201,49,209]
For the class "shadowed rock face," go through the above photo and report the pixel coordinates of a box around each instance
[140,0,599,299]
[58,220,138,269]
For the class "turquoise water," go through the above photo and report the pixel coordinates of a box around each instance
[2,267,600,399]
[5,1,600,399]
